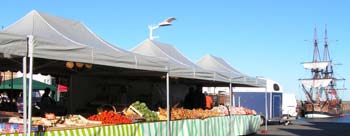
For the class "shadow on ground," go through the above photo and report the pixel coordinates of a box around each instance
[255,122,350,136]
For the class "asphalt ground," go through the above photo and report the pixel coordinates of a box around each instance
[255,121,350,136]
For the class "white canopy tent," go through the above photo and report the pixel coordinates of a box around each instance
[132,39,228,82]
[197,55,266,106]
[0,10,169,72]
[0,10,171,135]
[197,55,265,87]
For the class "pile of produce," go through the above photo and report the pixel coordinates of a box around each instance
[130,101,158,121]
[123,109,142,120]
[229,107,257,115]
[192,109,222,119]
[88,111,132,124]
[211,105,229,116]
[63,115,101,126]
[158,107,222,120]
[159,108,195,120]
[9,114,102,128]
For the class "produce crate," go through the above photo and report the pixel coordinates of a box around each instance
[218,94,230,106]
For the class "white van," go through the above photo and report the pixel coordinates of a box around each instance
[280,93,298,125]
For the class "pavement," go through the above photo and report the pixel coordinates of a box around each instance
[255,121,350,136]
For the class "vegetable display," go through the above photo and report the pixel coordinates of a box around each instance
[158,107,222,120]
[130,101,158,122]
[88,111,132,124]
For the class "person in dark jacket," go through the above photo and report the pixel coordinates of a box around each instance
[195,85,206,109]
[41,88,55,106]
[184,87,195,109]
[39,88,57,115]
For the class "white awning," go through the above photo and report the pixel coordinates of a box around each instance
[302,62,329,70]
[0,10,169,72]
[300,79,332,88]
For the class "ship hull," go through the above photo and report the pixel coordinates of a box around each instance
[304,111,336,118]
[301,102,343,119]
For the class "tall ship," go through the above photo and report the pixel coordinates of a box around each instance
[299,26,345,118]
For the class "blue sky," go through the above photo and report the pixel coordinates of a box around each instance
[1,0,349,100]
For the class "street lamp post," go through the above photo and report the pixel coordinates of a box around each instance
[148,17,176,40]
[148,17,175,136]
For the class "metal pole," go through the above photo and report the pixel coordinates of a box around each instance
[229,80,232,107]
[22,56,27,135]
[270,91,272,119]
[264,86,268,132]
[149,26,153,40]
[27,35,34,135]
[166,72,171,136]
[238,97,240,107]
[229,80,232,136]
[149,26,159,40]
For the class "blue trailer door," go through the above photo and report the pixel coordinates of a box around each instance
[272,94,282,118]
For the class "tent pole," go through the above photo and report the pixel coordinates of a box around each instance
[11,72,13,99]
[270,91,272,119]
[27,35,34,136]
[166,72,171,136]
[229,79,233,136]
[264,86,268,133]
[229,80,232,107]
[22,56,27,135]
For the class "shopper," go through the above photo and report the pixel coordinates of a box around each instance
[184,87,195,109]
[205,92,213,109]
[40,88,55,106]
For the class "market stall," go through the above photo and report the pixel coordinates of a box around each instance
[0,10,170,135]
[1,104,260,136]
[38,115,260,136]
[0,10,263,136]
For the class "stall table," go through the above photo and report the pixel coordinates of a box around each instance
[1,115,260,136]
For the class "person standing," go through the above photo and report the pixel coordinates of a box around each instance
[199,85,206,109]
[194,85,206,109]
[40,88,55,106]
[39,88,57,115]
[205,92,213,109]
[0,91,10,102]
[0,91,11,110]
[184,87,195,109]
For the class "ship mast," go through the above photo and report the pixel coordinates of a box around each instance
[323,24,331,101]
[313,27,321,63]
[313,27,322,103]
[323,25,340,103]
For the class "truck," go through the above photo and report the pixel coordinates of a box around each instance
[233,78,297,125]
[281,93,298,125]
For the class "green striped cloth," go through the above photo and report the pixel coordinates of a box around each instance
[1,115,260,136]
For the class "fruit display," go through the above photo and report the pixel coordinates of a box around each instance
[45,113,56,120]
[88,111,132,125]
[8,114,102,128]
[159,107,195,120]
[211,105,229,116]
[130,101,158,122]
[158,107,222,120]
[229,107,257,115]
[63,115,101,126]
[192,109,222,119]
